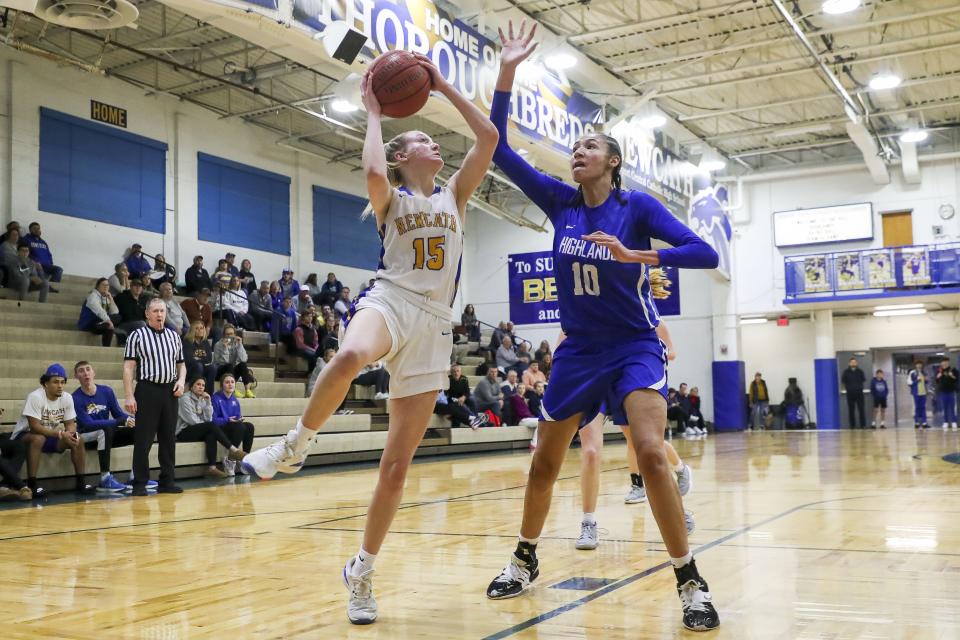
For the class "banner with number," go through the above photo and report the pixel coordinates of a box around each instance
[508,251,679,325]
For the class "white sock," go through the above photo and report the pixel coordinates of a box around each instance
[582,512,597,525]
[673,461,684,473]
[352,546,377,575]
[670,551,693,569]
[292,418,319,454]
[518,534,540,545]
[101,472,109,481]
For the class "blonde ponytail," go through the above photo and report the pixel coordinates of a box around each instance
[649,268,672,299]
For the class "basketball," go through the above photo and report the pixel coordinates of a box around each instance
[369,50,432,118]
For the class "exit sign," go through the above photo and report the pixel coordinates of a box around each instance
[90,100,127,128]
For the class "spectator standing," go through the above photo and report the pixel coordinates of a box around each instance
[72,361,134,493]
[115,279,148,337]
[870,370,888,429]
[304,273,322,302]
[248,281,274,331]
[78,278,121,347]
[184,256,212,294]
[108,262,131,297]
[213,324,258,398]
[318,272,342,306]
[175,377,243,479]
[12,363,95,497]
[24,222,62,289]
[280,269,301,299]
[238,259,257,294]
[461,304,480,342]
[908,361,929,429]
[935,357,959,430]
[159,283,188,335]
[293,310,321,372]
[123,298,187,495]
[841,357,867,429]
[211,374,255,475]
[748,372,769,431]
[181,288,217,343]
[334,287,352,318]
[184,320,218,394]
[473,367,504,420]
[125,244,152,279]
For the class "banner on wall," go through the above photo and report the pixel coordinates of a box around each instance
[901,247,931,286]
[803,256,829,292]
[835,252,863,290]
[507,251,680,325]
[689,177,732,279]
[864,249,895,288]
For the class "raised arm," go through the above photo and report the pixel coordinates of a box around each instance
[360,72,393,224]
[413,55,498,217]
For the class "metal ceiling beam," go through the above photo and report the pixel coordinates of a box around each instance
[730,122,960,158]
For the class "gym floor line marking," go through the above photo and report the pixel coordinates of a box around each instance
[482,494,876,640]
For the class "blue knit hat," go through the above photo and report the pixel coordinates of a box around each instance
[44,363,66,379]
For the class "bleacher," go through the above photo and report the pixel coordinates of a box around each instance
[0,273,555,489]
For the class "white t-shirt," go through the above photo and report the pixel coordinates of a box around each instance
[12,388,76,438]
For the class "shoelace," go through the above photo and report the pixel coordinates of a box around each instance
[679,580,712,613]
[494,557,529,585]
[350,571,374,600]
[264,433,297,463]
[579,522,597,538]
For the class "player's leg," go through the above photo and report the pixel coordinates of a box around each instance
[576,414,604,550]
[486,414,581,599]
[620,424,646,503]
[623,389,718,631]
[343,389,436,625]
[242,307,392,478]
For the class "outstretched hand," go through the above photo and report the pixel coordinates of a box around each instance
[497,20,538,68]
[412,53,446,91]
[360,71,381,116]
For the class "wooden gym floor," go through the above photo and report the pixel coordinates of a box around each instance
[2,429,959,639]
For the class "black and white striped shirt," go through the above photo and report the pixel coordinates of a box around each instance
[123,325,184,383]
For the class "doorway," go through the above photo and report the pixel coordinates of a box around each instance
[887,348,946,427]
[882,210,913,247]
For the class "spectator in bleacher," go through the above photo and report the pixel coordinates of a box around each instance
[211,373,255,475]
[280,269,301,299]
[115,279,147,338]
[0,220,19,244]
[506,383,539,427]
[434,389,484,429]
[334,287,352,318]
[24,222,62,290]
[12,363,96,498]
[140,275,160,300]
[277,296,299,345]
[354,362,390,400]
[248,280,274,331]
[460,304,480,342]
[539,353,553,380]
[158,283,188,336]
[306,347,338,396]
[0,227,19,288]
[666,387,691,433]
[304,273,322,302]
[318,271,342,306]
[522,361,546,388]
[496,336,522,376]
[689,386,705,427]
[225,252,240,277]
[150,254,175,288]
[533,340,552,363]
[222,277,256,331]
[78,278,121,347]
[213,324,258,398]
[505,321,516,343]
[473,366,504,421]
[297,289,315,315]
[176,377,244,479]
[293,310,321,372]
[124,243,152,279]
[447,365,475,411]
[213,259,233,291]
[11,240,51,302]
[515,341,532,373]
[320,314,340,352]
[238,259,256,294]
[0,419,32,501]
[184,320,217,395]
[525,381,544,418]
[108,262,131,297]
[268,281,283,309]
[72,361,133,493]
[181,288,216,343]
[501,370,519,397]
[184,256,212,294]
[488,321,507,352]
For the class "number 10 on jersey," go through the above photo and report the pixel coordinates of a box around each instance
[413,237,445,270]
[572,262,600,296]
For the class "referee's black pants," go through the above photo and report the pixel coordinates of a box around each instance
[133,381,178,488]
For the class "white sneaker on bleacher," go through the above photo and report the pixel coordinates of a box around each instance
[241,429,310,479]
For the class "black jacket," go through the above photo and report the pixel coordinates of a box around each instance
[447,376,471,401]
[841,367,866,393]
[935,366,959,393]
[185,265,212,293]
[114,291,146,323]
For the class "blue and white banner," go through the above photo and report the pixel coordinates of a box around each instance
[690,176,732,280]
[508,251,680,325]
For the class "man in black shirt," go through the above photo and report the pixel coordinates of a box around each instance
[114,279,147,339]
[841,357,867,429]
[935,357,959,430]
[184,256,212,294]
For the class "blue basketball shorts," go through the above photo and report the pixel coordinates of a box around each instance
[540,332,668,428]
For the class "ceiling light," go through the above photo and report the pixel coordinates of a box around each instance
[331,99,359,113]
[740,317,768,325]
[874,303,924,311]
[637,113,666,129]
[700,159,726,172]
[544,53,577,71]
[900,129,928,143]
[822,0,860,15]
[869,73,901,90]
[873,308,927,317]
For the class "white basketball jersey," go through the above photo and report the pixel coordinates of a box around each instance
[374,185,463,318]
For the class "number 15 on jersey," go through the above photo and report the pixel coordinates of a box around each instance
[413,237,445,270]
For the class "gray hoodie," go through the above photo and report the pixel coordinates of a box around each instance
[177,392,213,435]
[213,337,248,366]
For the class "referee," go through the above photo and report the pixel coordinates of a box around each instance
[123,297,187,496]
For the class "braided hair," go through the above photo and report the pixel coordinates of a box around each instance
[570,134,628,207]
[649,268,672,300]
